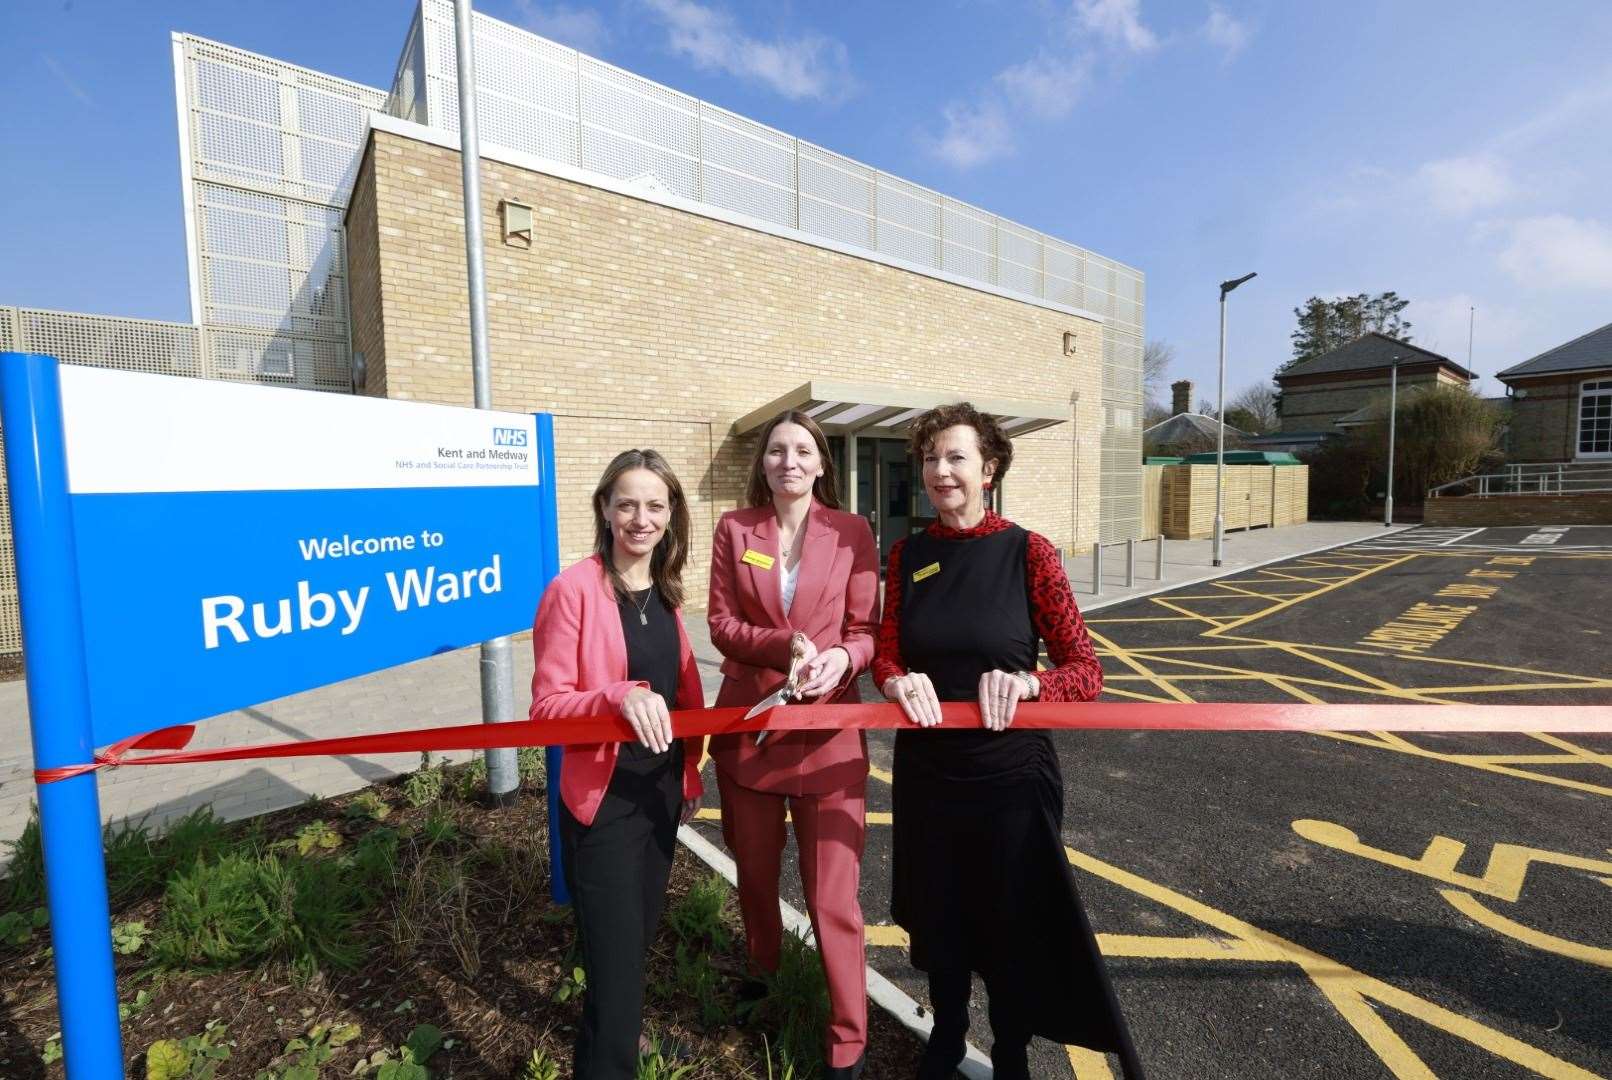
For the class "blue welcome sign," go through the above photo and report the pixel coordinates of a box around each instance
[0,353,558,1077]
[57,364,548,744]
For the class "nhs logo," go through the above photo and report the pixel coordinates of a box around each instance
[493,427,528,447]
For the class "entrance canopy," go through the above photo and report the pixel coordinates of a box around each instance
[731,380,1069,439]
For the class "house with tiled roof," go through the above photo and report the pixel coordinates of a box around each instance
[1274,332,1476,436]
[1494,321,1612,462]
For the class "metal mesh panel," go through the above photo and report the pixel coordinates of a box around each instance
[1100,322,1146,544]
[17,309,206,378]
[0,307,16,352]
[178,36,380,398]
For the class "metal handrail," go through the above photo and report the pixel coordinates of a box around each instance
[1429,462,1612,498]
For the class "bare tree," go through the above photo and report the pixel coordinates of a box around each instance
[1143,340,1175,407]
[1225,382,1279,433]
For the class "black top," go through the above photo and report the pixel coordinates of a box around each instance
[897,523,1052,780]
[617,585,681,764]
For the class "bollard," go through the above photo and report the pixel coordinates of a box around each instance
[1154,535,1165,579]
[1092,541,1103,596]
[1125,538,1136,588]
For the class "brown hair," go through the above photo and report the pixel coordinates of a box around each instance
[907,402,1013,484]
[745,410,842,509]
[592,449,691,609]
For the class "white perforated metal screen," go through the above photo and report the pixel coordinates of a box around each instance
[176,34,388,392]
[399,0,1145,542]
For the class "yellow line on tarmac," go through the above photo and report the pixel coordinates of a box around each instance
[867,764,893,784]
[1279,644,1454,703]
[1412,681,1612,695]
[1143,598,1228,627]
[1086,616,1199,623]
[1524,732,1612,771]
[1095,934,1287,961]
[1058,844,1604,1080]
[1312,731,1612,798]
[1208,553,1419,636]
[1269,677,1327,704]
[865,924,909,948]
[1067,1046,1117,1078]
[1086,629,1196,703]
[1313,982,1440,1080]
[1441,890,1612,969]
[1099,685,1181,704]
[1447,754,1606,765]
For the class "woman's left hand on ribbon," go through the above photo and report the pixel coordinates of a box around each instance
[978,669,1034,732]
[795,645,851,699]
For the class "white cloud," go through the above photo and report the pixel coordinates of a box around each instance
[641,0,854,103]
[996,52,1090,120]
[1495,215,1612,290]
[1413,293,1526,363]
[927,101,1015,170]
[1416,155,1514,216]
[1076,0,1159,54]
[515,2,612,55]
[1203,4,1250,60]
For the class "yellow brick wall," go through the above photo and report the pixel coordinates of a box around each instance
[351,129,1104,606]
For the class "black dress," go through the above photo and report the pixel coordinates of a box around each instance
[888,522,1142,1075]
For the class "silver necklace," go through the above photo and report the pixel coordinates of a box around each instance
[629,583,654,625]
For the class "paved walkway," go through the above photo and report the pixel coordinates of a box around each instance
[0,521,1397,851]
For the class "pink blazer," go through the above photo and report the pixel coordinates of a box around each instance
[707,502,879,796]
[529,554,705,826]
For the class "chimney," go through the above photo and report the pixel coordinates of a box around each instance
[1171,379,1193,416]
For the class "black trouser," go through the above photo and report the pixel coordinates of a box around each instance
[559,745,682,1080]
[924,967,1034,1080]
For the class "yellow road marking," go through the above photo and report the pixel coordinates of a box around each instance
[1095,934,1286,961]
[1308,731,1612,798]
[1441,890,1612,968]
[1067,1046,1117,1079]
[1099,685,1181,703]
[1086,629,1196,703]
[1206,553,1419,635]
[1146,598,1231,627]
[1525,732,1612,770]
[1291,819,1612,902]
[1059,844,1603,1080]
[865,924,909,948]
[1314,982,1440,1080]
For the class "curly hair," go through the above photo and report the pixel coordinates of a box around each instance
[906,402,1013,484]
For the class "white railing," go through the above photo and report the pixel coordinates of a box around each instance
[1428,462,1612,498]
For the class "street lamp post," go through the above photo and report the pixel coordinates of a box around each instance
[1384,356,1400,527]
[1214,272,1257,567]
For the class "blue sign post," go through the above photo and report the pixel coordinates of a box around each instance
[2,353,124,1074]
[1,353,558,1077]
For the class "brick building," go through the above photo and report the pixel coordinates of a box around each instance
[347,120,1106,604]
[1493,321,1612,462]
[1274,333,1475,437]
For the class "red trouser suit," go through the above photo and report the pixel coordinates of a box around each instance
[707,502,880,1071]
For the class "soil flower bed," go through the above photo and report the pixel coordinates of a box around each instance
[0,755,925,1078]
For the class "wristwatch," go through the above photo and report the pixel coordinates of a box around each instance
[1013,671,1039,698]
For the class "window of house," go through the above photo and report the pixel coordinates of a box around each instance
[1580,379,1612,457]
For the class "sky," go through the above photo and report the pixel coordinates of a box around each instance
[4,0,1612,401]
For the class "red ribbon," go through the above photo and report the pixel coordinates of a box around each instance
[32,702,1612,785]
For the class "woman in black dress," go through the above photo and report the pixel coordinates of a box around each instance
[873,404,1143,1080]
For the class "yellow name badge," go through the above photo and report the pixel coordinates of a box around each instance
[912,561,941,583]
[742,549,776,571]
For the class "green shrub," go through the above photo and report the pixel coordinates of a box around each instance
[2,807,45,909]
[746,932,830,1078]
[345,791,392,823]
[665,872,732,952]
[153,852,366,973]
[402,754,445,808]
[145,1020,232,1079]
[522,1047,560,1080]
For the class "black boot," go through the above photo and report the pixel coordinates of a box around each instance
[988,1037,1031,1080]
[917,968,970,1079]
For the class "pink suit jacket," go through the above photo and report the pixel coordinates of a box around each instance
[707,502,879,796]
[529,554,705,826]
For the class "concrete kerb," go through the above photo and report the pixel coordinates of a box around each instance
[670,524,1419,1076]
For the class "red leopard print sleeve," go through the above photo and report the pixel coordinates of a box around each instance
[1026,532,1104,702]
[870,539,908,689]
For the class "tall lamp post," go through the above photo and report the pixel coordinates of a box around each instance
[1384,355,1400,527]
[1214,271,1257,567]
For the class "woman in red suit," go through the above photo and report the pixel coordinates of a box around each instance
[530,449,706,1080]
[708,410,879,1080]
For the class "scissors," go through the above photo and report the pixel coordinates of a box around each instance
[743,636,808,745]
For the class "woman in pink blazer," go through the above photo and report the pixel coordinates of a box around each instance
[708,410,879,1080]
[530,449,705,1080]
